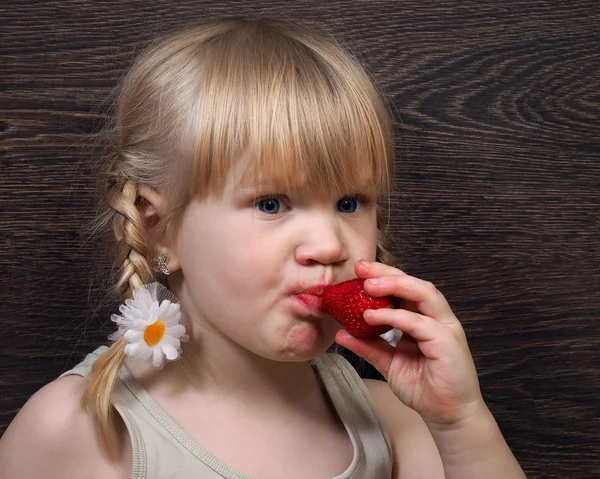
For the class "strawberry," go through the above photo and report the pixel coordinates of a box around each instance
[321,278,393,338]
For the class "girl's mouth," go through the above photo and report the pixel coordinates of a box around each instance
[291,292,326,317]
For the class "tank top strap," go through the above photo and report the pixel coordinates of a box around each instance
[312,354,393,478]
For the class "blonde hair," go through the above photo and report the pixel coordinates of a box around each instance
[83,17,397,458]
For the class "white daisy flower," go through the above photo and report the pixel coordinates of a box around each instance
[109,284,188,368]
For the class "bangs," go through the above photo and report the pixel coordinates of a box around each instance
[188,20,394,199]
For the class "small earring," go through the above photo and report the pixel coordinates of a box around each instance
[153,253,171,275]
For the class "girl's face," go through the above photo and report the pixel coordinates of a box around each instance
[169,164,379,362]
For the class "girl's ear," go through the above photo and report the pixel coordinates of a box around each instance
[136,186,181,274]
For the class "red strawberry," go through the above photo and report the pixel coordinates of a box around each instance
[321,278,393,338]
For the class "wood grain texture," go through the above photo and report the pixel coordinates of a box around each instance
[1,1,599,477]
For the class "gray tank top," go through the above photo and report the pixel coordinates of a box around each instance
[62,346,392,478]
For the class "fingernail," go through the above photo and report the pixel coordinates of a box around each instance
[367,278,379,286]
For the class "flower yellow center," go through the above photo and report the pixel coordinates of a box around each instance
[144,320,165,346]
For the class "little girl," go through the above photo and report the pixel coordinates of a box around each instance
[0,18,526,479]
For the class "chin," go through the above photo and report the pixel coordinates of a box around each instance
[274,321,337,361]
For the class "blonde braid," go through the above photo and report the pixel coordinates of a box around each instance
[111,180,154,297]
[81,180,155,459]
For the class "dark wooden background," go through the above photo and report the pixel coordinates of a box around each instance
[1,1,599,477]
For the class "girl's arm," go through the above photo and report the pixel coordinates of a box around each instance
[338,260,527,479]
[367,378,524,479]
[364,378,445,479]
[427,400,526,479]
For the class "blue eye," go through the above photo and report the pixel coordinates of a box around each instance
[337,197,359,213]
[257,197,284,214]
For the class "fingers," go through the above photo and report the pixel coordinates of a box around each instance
[335,330,395,377]
[355,259,406,283]
[336,329,422,379]
[364,308,446,359]
[355,260,456,324]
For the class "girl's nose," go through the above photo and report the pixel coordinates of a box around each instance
[294,215,349,266]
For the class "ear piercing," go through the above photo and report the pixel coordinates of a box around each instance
[153,253,171,275]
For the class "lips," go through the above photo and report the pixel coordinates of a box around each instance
[290,284,330,316]
[299,284,328,297]
[294,293,324,313]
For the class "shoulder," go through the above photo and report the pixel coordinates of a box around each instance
[0,375,129,479]
[363,378,445,479]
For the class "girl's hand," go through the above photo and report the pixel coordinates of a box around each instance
[335,260,485,428]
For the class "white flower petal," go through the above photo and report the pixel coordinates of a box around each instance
[108,329,124,341]
[129,309,146,322]
[124,341,142,357]
[162,303,181,323]
[136,343,153,362]
[123,330,143,342]
[130,319,149,331]
[149,301,161,322]
[166,324,187,338]
[111,313,133,327]
[161,343,179,361]
[161,312,181,327]
[160,335,180,349]
[152,348,165,368]
[157,300,172,317]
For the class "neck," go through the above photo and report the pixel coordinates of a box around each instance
[193,333,319,399]
[125,329,324,410]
